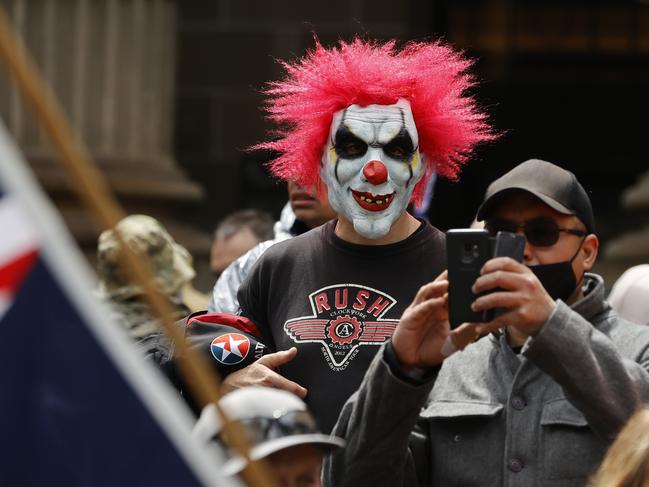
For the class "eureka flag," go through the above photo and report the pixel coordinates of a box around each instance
[0,120,239,487]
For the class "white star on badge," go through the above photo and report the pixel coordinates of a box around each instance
[214,336,246,360]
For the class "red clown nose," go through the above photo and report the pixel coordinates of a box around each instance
[363,160,388,185]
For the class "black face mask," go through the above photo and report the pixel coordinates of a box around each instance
[528,239,584,302]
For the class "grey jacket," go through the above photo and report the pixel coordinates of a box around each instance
[325,274,649,487]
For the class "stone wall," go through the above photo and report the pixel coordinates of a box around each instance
[0,0,212,288]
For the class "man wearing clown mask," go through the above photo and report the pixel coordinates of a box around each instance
[219,38,494,432]
[322,99,425,243]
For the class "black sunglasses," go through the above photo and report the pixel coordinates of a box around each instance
[485,217,587,247]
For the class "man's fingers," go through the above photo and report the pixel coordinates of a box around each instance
[471,291,520,313]
[257,347,298,370]
[435,270,448,282]
[410,296,447,322]
[474,306,523,335]
[412,280,448,306]
[247,348,307,398]
[481,257,528,275]
[472,270,523,295]
[263,371,308,398]
[475,317,509,336]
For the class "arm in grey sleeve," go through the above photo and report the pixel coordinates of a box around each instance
[208,239,279,314]
[525,301,649,439]
[324,344,436,487]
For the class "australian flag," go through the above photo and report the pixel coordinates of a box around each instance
[0,122,237,486]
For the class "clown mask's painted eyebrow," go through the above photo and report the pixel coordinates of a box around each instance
[343,108,404,143]
[343,104,406,125]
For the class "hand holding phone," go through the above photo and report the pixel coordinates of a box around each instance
[482,232,525,322]
[446,229,524,328]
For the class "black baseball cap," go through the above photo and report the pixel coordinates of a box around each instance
[476,159,595,233]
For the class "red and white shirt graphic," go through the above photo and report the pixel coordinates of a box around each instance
[284,284,398,371]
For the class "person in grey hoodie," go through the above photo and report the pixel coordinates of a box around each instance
[325,159,649,487]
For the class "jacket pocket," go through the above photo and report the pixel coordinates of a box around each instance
[422,400,504,419]
[423,401,504,485]
[540,399,608,482]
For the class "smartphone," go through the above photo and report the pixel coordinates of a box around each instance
[446,229,492,328]
[482,231,525,322]
[446,230,525,327]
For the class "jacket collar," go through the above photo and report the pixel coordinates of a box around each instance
[571,273,608,323]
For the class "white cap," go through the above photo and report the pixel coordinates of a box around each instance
[193,387,345,475]
[608,264,649,325]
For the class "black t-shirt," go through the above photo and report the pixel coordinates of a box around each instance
[238,219,446,432]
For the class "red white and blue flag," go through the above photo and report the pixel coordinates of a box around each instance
[0,122,234,486]
[0,188,39,320]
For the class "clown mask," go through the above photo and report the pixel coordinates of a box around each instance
[320,99,426,240]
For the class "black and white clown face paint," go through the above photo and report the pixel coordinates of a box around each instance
[320,99,426,239]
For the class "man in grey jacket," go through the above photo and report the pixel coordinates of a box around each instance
[325,159,649,486]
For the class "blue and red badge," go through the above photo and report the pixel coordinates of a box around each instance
[210,333,251,365]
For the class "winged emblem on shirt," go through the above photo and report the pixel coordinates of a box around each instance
[284,284,399,370]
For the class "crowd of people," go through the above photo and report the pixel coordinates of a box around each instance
[97,37,649,487]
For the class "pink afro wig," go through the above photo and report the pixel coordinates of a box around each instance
[255,37,496,203]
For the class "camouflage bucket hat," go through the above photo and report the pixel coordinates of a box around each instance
[97,215,195,301]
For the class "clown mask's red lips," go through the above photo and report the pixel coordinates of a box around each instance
[351,190,395,212]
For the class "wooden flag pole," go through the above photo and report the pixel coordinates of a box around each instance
[0,7,277,487]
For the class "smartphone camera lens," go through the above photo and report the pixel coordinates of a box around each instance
[461,243,480,264]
